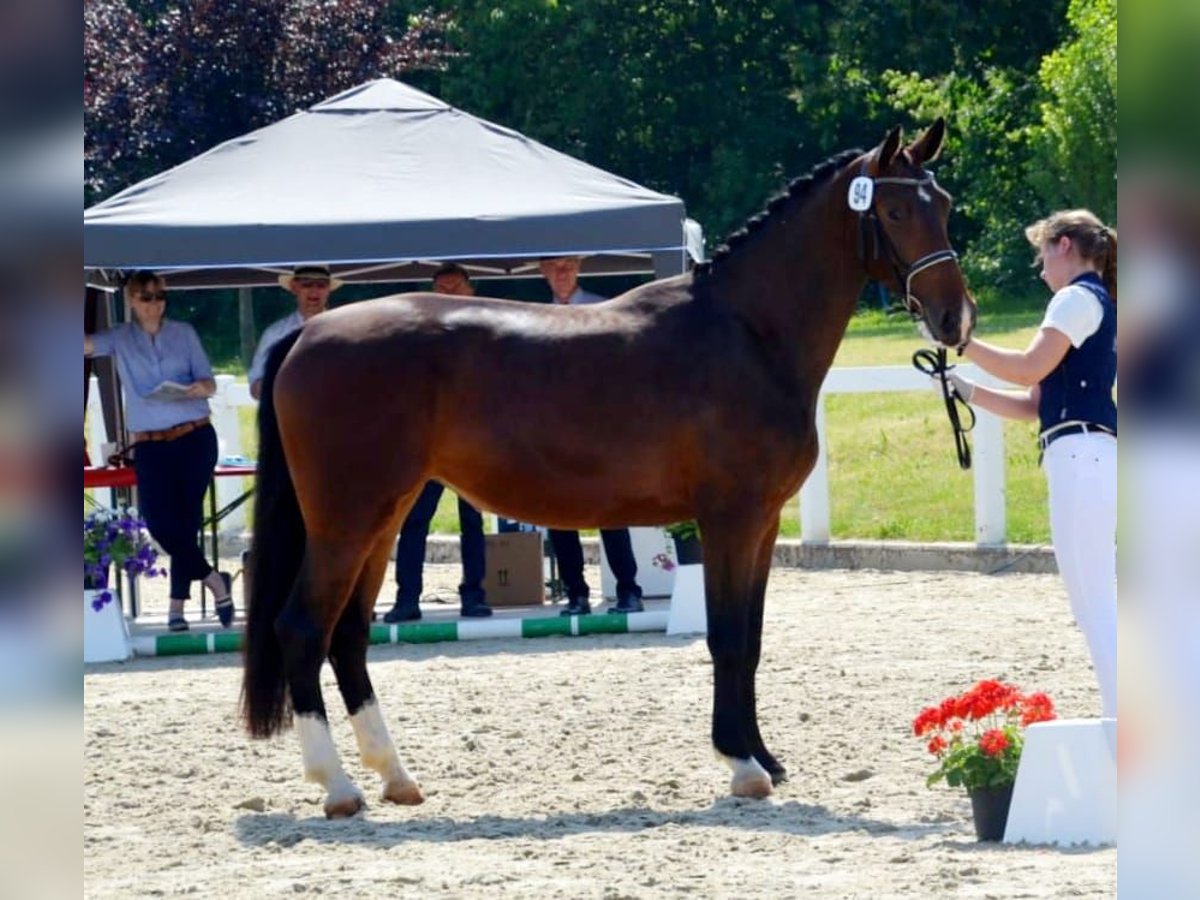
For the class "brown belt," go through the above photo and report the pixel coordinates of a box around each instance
[131,416,211,444]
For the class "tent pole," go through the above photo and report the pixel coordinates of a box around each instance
[238,287,255,369]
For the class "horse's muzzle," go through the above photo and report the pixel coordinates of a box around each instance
[931,297,975,348]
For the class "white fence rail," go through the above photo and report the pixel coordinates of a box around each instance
[87,365,1013,544]
[800,365,1009,546]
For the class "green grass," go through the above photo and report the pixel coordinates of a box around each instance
[230,306,1049,542]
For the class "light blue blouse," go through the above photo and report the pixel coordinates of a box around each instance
[564,287,607,306]
[89,319,213,432]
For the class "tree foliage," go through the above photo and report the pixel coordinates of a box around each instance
[85,0,452,201]
[406,0,825,247]
[878,0,1113,293]
[84,0,1117,354]
[1026,0,1116,219]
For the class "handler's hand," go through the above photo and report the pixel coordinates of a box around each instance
[930,370,975,403]
[184,382,210,399]
[949,371,976,402]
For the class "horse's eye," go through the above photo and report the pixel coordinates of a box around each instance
[886,207,906,222]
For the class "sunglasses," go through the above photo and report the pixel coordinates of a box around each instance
[135,291,167,302]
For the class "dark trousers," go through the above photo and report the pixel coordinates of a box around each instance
[394,481,485,607]
[133,424,217,600]
[548,528,641,602]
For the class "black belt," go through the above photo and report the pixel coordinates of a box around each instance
[1037,421,1116,452]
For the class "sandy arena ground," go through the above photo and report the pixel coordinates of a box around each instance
[84,563,1115,898]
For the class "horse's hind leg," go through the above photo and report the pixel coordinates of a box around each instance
[279,538,366,818]
[330,527,424,806]
[744,516,787,785]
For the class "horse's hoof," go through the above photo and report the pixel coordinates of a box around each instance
[731,771,773,799]
[382,780,424,806]
[324,792,365,819]
[727,756,773,799]
[753,750,787,785]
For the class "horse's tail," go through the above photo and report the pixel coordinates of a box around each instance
[241,329,305,739]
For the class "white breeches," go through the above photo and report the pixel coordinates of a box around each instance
[1042,432,1118,717]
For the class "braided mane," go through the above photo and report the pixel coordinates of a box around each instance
[694,148,863,281]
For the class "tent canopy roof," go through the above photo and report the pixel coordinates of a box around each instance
[84,79,699,290]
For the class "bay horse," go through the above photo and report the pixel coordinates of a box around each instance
[243,119,976,817]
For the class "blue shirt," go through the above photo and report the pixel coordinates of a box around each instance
[89,319,213,432]
[248,311,304,387]
[559,287,607,306]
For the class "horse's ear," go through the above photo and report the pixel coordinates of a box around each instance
[877,126,903,171]
[908,118,946,166]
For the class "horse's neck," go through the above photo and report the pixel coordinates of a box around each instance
[711,185,864,391]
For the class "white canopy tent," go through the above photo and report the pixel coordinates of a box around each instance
[84,78,702,289]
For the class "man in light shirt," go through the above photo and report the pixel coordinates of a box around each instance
[537,256,645,615]
[248,264,341,400]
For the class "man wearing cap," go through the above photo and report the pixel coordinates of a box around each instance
[538,256,645,616]
[248,264,341,400]
[382,264,493,622]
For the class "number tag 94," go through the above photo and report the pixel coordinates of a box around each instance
[847,176,874,212]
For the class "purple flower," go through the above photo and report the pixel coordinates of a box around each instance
[84,505,163,611]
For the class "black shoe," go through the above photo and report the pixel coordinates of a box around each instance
[610,595,645,614]
[383,604,422,623]
[559,597,592,617]
[214,571,235,628]
[460,603,493,618]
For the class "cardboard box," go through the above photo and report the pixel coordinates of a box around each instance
[483,532,545,607]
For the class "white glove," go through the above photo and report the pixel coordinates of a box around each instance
[931,370,975,403]
[947,371,975,403]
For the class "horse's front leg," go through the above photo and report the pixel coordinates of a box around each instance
[744,516,786,785]
[331,532,423,807]
[701,512,775,799]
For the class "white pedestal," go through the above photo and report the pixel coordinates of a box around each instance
[600,526,675,599]
[666,564,706,635]
[84,589,131,663]
[1003,718,1117,846]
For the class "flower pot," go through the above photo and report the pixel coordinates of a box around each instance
[85,563,111,592]
[672,534,703,566]
[84,589,131,664]
[968,783,1014,841]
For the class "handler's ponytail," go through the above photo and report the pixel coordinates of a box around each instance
[1100,226,1117,302]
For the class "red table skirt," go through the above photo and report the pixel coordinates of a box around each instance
[84,465,256,490]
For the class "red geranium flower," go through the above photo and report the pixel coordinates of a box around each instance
[979,728,1009,757]
[914,680,1056,793]
[913,706,942,737]
[1020,692,1056,727]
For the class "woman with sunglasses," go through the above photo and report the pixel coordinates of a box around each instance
[85,270,232,631]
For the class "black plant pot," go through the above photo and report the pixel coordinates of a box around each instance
[84,565,111,592]
[968,783,1014,841]
[672,534,703,566]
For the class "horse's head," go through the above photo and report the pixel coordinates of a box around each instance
[850,119,976,347]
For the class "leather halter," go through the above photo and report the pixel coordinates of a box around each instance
[854,160,960,320]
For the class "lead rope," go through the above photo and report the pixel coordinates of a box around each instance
[912,347,975,470]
